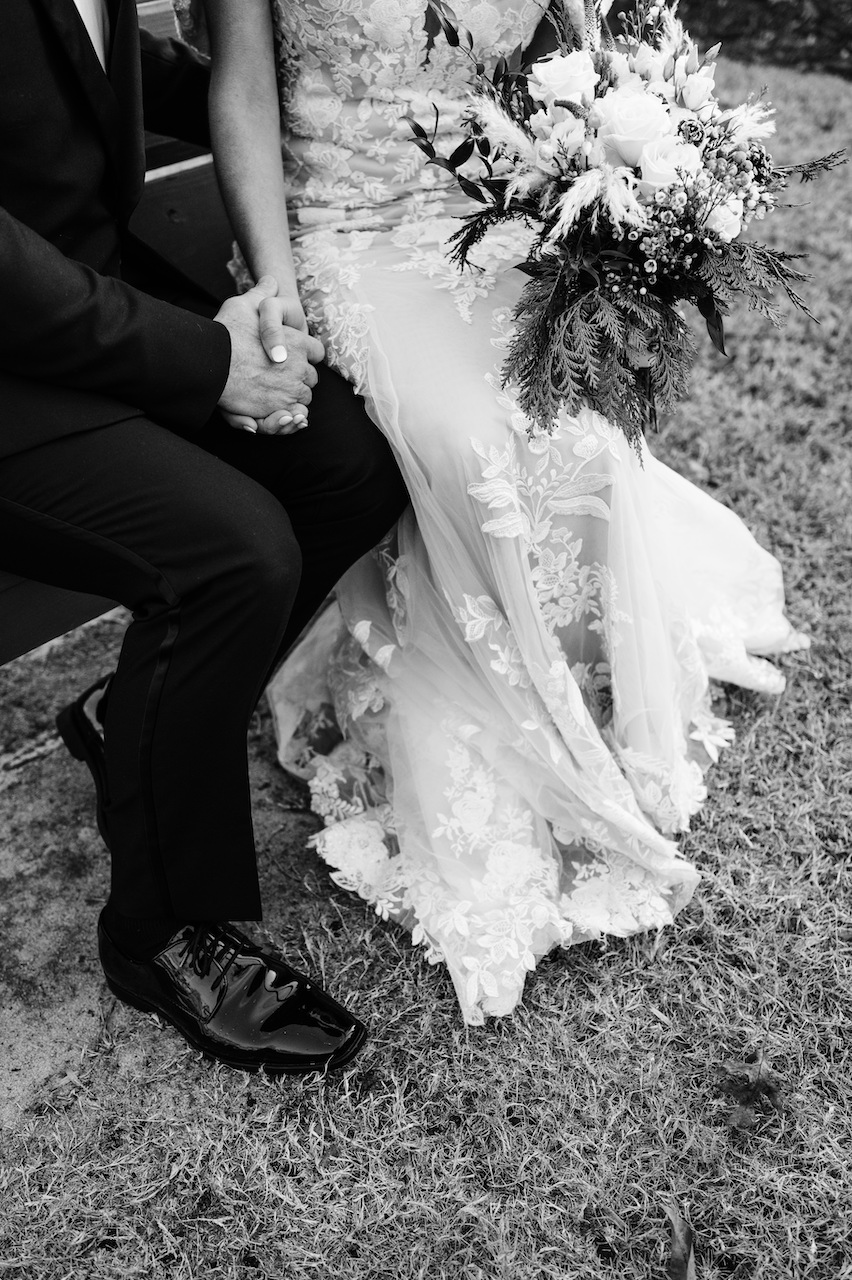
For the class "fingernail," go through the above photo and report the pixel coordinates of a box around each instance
[277,415,292,427]
[270,345,287,363]
[243,424,258,434]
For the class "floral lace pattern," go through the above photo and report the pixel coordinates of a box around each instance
[389,220,537,324]
[218,0,547,232]
[176,0,810,1023]
[311,705,580,1014]
[291,232,378,392]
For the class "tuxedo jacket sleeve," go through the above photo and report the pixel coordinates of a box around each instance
[0,205,231,432]
[0,0,231,458]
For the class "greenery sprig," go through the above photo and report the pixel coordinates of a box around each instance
[408,0,847,449]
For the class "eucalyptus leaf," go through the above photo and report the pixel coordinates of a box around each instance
[441,18,460,46]
[458,176,489,203]
[449,138,476,168]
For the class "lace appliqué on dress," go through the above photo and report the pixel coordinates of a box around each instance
[209,0,809,1024]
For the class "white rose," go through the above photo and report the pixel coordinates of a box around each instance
[529,50,599,106]
[606,50,634,85]
[632,43,668,83]
[593,82,673,168]
[534,115,587,172]
[679,68,715,111]
[637,135,702,197]
[646,77,676,103]
[705,196,744,242]
[528,108,552,140]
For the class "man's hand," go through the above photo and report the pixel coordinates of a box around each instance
[245,288,317,433]
[214,276,325,434]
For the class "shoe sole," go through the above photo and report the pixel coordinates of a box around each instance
[56,702,110,847]
[104,974,368,1075]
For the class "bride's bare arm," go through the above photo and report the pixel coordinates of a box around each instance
[203,0,303,326]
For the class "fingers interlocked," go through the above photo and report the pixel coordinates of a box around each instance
[216,275,325,436]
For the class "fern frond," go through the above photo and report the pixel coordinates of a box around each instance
[774,149,848,184]
[447,204,519,267]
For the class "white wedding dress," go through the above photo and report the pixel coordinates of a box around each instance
[176,0,808,1025]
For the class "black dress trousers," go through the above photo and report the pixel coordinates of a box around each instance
[0,368,408,920]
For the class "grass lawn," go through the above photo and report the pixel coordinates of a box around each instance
[1,59,850,1280]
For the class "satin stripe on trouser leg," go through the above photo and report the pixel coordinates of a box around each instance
[0,420,299,917]
[0,372,408,919]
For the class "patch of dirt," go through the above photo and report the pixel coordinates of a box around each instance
[0,616,323,1129]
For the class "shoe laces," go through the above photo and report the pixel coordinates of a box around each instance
[178,924,245,991]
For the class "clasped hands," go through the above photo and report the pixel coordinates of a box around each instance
[215,276,324,435]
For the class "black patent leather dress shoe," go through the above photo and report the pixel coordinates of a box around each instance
[56,675,111,846]
[99,915,368,1074]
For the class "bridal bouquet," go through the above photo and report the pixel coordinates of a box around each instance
[411,0,846,448]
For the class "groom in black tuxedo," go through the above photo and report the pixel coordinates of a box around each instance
[0,0,407,1072]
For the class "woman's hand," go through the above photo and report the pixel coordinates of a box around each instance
[205,0,313,432]
[258,289,312,349]
[218,276,325,435]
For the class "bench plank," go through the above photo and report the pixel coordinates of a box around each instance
[131,159,235,301]
[0,578,115,667]
[137,0,177,41]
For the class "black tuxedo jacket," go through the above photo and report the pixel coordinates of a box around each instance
[0,0,232,460]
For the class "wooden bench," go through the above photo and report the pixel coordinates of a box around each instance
[0,0,233,665]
